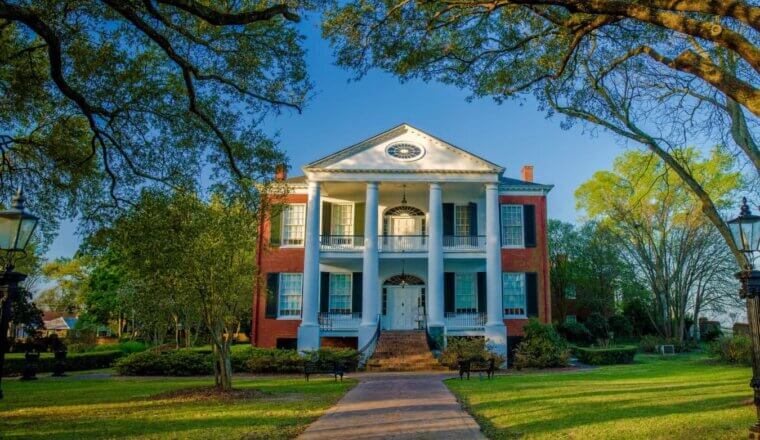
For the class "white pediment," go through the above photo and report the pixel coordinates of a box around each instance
[304,124,504,175]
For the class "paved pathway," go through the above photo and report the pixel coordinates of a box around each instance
[298,373,486,440]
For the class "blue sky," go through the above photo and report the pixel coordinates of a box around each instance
[43,16,624,262]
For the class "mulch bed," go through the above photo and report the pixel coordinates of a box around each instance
[149,386,269,402]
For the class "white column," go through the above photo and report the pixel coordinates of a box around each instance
[358,182,380,348]
[427,183,445,329]
[297,181,321,352]
[485,182,507,357]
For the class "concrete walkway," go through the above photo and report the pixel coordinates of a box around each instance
[298,373,487,440]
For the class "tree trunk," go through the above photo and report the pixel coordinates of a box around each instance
[212,340,233,391]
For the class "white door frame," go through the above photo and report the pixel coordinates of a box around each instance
[385,286,422,330]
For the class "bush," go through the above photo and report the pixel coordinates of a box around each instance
[513,319,570,369]
[555,321,594,345]
[310,347,360,371]
[708,335,752,366]
[91,341,148,354]
[574,346,637,365]
[114,349,213,376]
[608,314,633,339]
[4,350,123,376]
[439,337,504,369]
[585,313,609,340]
[67,343,96,353]
[237,348,305,374]
[9,334,66,353]
[702,325,724,342]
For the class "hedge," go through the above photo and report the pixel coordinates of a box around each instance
[114,349,214,376]
[574,346,636,365]
[4,350,124,376]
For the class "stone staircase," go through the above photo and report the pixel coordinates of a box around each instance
[365,330,446,372]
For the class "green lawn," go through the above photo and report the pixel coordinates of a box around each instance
[447,353,754,439]
[0,372,355,439]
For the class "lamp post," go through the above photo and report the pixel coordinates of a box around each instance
[0,189,39,400]
[727,197,760,438]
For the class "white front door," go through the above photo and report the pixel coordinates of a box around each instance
[387,286,420,330]
[391,217,418,235]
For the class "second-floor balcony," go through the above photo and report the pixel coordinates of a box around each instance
[319,235,486,253]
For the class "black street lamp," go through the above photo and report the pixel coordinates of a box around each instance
[0,188,39,400]
[728,197,760,439]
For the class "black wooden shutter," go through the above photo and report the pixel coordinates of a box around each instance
[526,272,538,317]
[265,273,279,318]
[354,203,365,237]
[322,202,332,236]
[523,205,536,248]
[320,272,330,313]
[444,272,455,314]
[269,211,282,247]
[352,272,363,314]
[443,203,455,236]
[382,288,387,315]
[498,203,504,246]
[469,202,478,236]
[477,272,487,314]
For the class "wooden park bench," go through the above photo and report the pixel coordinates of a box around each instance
[304,360,345,382]
[458,358,496,380]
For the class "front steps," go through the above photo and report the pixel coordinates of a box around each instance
[365,330,447,372]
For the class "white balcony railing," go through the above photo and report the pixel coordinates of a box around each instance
[320,235,364,251]
[380,235,427,252]
[445,312,486,331]
[442,235,486,251]
[318,312,361,331]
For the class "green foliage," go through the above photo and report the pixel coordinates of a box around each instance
[574,346,637,365]
[235,348,304,374]
[639,335,688,354]
[114,350,213,376]
[439,337,504,368]
[702,325,724,342]
[90,341,148,354]
[4,351,123,375]
[585,312,609,340]
[608,314,634,338]
[306,348,361,372]
[513,319,570,369]
[708,336,752,366]
[555,321,593,346]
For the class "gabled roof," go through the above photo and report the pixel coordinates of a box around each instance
[500,177,553,192]
[304,123,505,174]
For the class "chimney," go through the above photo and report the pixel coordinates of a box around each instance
[521,165,534,182]
[275,164,287,181]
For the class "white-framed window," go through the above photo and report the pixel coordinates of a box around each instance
[282,204,306,246]
[565,284,577,300]
[331,203,354,236]
[329,273,352,314]
[500,205,524,247]
[566,315,577,324]
[278,273,303,317]
[454,205,471,236]
[455,273,477,313]
[502,272,526,317]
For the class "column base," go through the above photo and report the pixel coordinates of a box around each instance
[485,322,508,358]
[297,323,320,352]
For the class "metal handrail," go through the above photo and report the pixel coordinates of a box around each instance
[318,312,361,331]
[380,235,428,252]
[358,314,381,368]
[444,312,487,329]
[442,235,486,249]
[319,235,364,251]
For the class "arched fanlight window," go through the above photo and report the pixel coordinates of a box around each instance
[385,205,425,217]
[383,274,425,286]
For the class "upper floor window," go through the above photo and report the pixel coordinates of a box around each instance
[329,273,352,314]
[282,204,305,246]
[454,205,471,236]
[455,273,477,313]
[501,205,524,247]
[278,273,303,317]
[331,204,353,236]
[502,272,526,317]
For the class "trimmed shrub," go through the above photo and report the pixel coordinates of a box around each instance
[4,350,123,376]
[439,337,504,369]
[574,346,636,365]
[555,321,594,345]
[608,314,633,339]
[238,348,305,374]
[585,313,609,340]
[309,347,360,371]
[708,335,752,366]
[513,319,570,369]
[91,341,148,354]
[639,335,688,353]
[114,349,213,376]
[702,325,724,342]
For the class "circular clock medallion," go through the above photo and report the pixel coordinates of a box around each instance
[386,143,424,161]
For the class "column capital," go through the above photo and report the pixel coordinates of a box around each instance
[366,181,379,189]
[429,182,442,190]
[485,182,499,191]
[307,180,321,190]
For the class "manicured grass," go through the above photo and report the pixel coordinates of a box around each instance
[447,353,754,439]
[0,372,355,439]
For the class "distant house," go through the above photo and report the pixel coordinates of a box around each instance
[42,311,78,337]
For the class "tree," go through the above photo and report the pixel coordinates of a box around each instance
[548,219,578,322]
[37,257,89,314]
[322,0,759,270]
[576,148,742,341]
[0,1,308,234]
[105,189,256,390]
